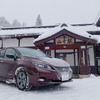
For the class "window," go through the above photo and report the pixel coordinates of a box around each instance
[81,50,86,65]
[18,48,49,58]
[4,48,19,59]
[4,49,16,58]
[88,47,95,66]
[66,54,74,66]
[0,49,5,58]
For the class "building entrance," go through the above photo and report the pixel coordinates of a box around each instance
[55,49,79,74]
[56,53,75,66]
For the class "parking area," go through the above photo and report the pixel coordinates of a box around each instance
[0,74,100,100]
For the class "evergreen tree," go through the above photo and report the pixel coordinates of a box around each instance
[0,16,27,27]
[35,14,42,26]
[0,16,11,27]
[12,19,21,27]
[22,22,27,26]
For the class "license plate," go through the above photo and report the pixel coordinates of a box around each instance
[61,72,69,81]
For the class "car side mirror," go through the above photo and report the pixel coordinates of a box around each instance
[6,53,16,61]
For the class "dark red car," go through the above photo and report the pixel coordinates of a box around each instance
[0,47,72,90]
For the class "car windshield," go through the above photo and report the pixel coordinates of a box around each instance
[17,48,49,58]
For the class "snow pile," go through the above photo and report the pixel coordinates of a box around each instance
[89,74,96,78]
[0,76,100,100]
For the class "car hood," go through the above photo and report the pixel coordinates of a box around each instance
[22,56,70,67]
[39,57,70,67]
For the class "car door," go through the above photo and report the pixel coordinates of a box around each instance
[0,49,6,77]
[0,48,18,79]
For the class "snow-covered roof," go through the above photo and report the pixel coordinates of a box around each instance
[0,25,59,38]
[1,23,100,43]
[0,28,45,37]
[91,35,100,43]
[73,24,100,32]
[69,24,100,43]
[34,24,92,43]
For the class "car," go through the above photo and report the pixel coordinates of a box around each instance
[0,47,73,90]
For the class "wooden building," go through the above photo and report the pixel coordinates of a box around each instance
[34,24,97,77]
[0,18,100,77]
[0,27,40,49]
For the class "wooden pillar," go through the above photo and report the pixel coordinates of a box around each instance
[85,45,90,74]
[18,37,20,47]
[74,49,76,66]
[1,38,3,49]
[78,47,81,74]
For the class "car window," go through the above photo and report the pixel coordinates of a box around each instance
[4,48,19,59]
[0,49,5,58]
[18,48,49,58]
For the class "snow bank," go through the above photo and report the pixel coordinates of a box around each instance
[89,74,96,78]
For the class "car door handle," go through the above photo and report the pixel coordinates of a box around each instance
[0,60,4,63]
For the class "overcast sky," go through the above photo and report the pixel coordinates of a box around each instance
[0,0,100,26]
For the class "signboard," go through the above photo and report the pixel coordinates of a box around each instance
[56,38,74,45]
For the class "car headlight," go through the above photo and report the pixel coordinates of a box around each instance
[31,61,55,71]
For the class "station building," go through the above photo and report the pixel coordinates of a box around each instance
[0,17,100,77]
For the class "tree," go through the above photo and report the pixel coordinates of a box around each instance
[12,19,21,27]
[0,16,27,27]
[22,22,27,26]
[0,16,11,27]
[35,14,42,26]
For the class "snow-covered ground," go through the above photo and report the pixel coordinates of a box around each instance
[0,74,100,100]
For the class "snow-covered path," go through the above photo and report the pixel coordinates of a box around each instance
[0,75,100,100]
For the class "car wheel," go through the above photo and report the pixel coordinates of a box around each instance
[16,69,32,91]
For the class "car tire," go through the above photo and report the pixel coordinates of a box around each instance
[16,69,32,91]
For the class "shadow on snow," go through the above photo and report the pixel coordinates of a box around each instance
[0,81,73,93]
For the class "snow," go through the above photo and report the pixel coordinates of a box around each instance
[0,75,100,100]
[40,57,70,67]
[68,25,100,42]
[0,28,46,37]
[73,24,100,32]
[34,25,64,42]
[91,35,100,43]
[65,25,91,38]
[0,23,100,43]
[33,24,100,43]
[34,24,92,43]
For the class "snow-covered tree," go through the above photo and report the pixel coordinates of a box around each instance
[0,16,11,27]
[12,19,21,27]
[0,16,27,27]
[35,14,42,26]
[22,22,27,26]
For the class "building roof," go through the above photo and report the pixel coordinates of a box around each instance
[0,25,58,38]
[1,23,100,43]
[33,23,100,43]
[34,24,93,43]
